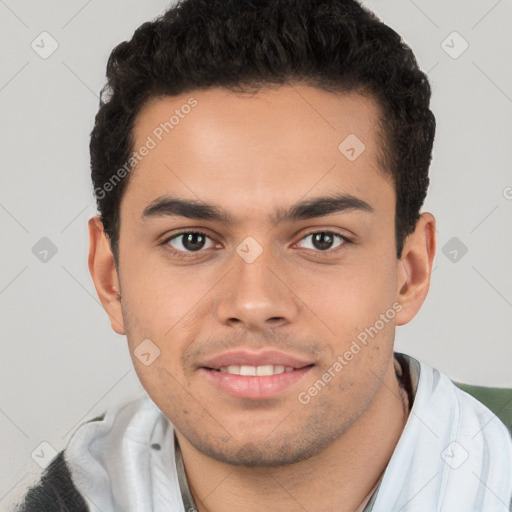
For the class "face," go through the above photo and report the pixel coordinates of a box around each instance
[104,85,409,466]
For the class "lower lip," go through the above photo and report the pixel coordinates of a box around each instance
[201,366,312,400]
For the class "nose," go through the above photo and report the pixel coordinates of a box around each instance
[214,244,300,331]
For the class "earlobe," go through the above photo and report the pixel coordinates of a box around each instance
[395,213,436,326]
[88,216,126,335]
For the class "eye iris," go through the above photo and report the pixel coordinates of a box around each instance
[182,233,206,251]
[312,232,334,251]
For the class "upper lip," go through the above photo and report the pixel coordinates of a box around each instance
[199,349,315,370]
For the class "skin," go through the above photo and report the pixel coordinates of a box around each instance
[88,84,436,512]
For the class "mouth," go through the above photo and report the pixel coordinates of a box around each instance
[198,350,315,400]
[215,364,297,376]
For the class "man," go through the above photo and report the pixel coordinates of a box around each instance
[16,0,512,510]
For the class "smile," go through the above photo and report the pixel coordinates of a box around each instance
[216,365,295,376]
[198,349,315,400]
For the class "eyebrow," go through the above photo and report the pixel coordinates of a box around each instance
[141,193,374,224]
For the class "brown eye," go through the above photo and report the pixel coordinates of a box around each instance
[167,232,214,253]
[298,232,346,252]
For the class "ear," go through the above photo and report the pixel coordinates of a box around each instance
[395,212,436,326]
[88,216,125,335]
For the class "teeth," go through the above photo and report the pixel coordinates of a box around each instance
[240,365,256,376]
[256,365,274,376]
[219,365,294,376]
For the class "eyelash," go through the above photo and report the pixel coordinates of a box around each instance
[161,230,352,259]
[161,230,215,260]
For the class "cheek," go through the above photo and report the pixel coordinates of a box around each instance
[119,259,216,395]
[289,255,398,344]
[119,250,212,340]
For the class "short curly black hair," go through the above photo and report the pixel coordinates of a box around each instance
[90,0,435,264]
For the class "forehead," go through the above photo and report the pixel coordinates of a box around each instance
[124,85,393,220]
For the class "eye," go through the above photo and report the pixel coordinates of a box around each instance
[297,231,348,252]
[165,231,216,253]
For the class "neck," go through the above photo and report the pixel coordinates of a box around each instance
[176,360,409,512]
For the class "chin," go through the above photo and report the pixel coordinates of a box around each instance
[185,427,342,468]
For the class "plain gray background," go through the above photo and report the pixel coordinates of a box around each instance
[1,0,511,508]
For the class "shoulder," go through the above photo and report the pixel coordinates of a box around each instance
[14,451,89,512]
[14,414,107,512]
[453,381,512,437]
[398,352,512,440]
